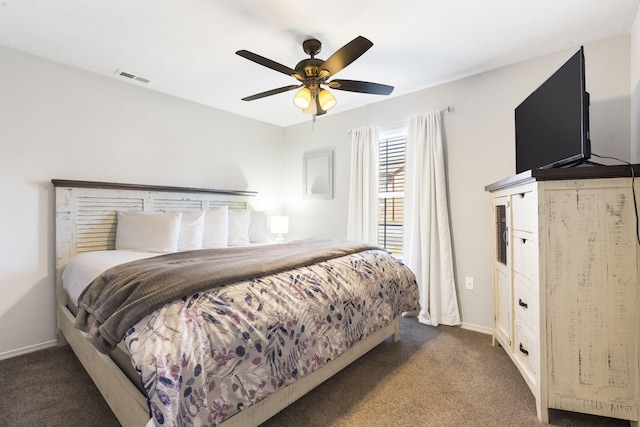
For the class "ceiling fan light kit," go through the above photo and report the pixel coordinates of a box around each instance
[294,87,336,113]
[236,36,393,120]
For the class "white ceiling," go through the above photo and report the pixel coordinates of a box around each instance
[1,0,638,127]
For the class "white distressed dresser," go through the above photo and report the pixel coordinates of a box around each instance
[485,165,640,425]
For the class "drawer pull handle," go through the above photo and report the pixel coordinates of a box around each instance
[518,299,528,309]
[521,238,527,244]
[519,343,529,356]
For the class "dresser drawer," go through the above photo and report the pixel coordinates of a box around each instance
[514,274,538,329]
[511,190,538,234]
[512,233,539,282]
[514,321,539,386]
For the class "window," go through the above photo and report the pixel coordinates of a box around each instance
[378,125,406,257]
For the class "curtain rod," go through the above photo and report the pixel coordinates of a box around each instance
[347,106,452,134]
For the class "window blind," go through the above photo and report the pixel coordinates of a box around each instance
[378,134,406,257]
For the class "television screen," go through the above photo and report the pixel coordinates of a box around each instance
[515,47,590,174]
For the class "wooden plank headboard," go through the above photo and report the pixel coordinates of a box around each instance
[52,179,256,305]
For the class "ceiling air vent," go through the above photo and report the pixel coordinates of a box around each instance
[114,69,150,84]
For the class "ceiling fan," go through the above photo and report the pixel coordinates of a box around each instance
[236,36,394,119]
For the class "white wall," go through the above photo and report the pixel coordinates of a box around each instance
[631,5,640,163]
[282,35,631,329]
[0,46,285,358]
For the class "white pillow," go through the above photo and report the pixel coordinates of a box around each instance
[228,210,251,246]
[249,210,267,243]
[202,206,228,248]
[177,210,205,251]
[115,211,182,253]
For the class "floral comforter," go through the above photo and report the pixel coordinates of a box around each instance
[124,249,418,426]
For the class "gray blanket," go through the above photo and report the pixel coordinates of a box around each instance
[75,239,380,353]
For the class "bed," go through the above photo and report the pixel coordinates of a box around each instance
[53,179,419,427]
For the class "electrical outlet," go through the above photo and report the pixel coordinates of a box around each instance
[465,277,474,290]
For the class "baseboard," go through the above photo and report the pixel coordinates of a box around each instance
[0,339,58,361]
[460,322,492,335]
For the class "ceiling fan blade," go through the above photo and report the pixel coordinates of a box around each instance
[236,50,303,80]
[320,36,373,76]
[241,84,302,101]
[327,79,394,95]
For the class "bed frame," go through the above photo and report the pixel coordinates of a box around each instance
[53,179,401,427]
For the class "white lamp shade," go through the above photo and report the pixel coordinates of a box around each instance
[318,89,336,110]
[293,88,311,109]
[302,99,318,115]
[270,215,289,235]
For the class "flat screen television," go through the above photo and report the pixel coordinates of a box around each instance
[515,47,591,174]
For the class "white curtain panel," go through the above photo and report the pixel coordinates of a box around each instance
[404,111,461,326]
[346,126,379,244]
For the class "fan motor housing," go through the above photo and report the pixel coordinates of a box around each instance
[295,58,325,79]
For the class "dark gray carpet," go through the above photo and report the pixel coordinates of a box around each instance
[0,343,119,427]
[0,318,630,427]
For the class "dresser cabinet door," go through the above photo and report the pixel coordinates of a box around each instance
[492,196,512,349]
[544,181,639,420]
